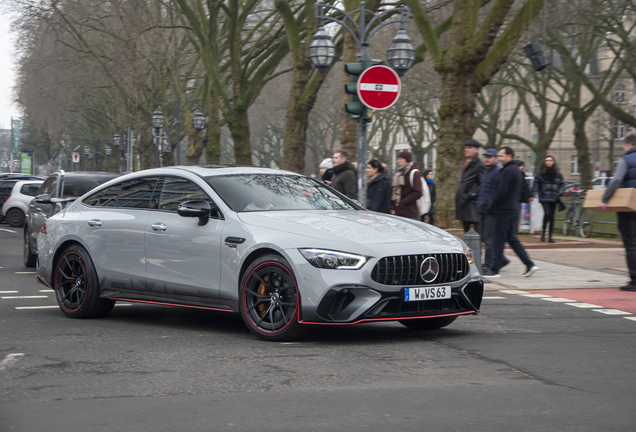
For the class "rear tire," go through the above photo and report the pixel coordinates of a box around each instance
[399,315,458,330]
[23,227,36,268]
[53,244,115,319]
[239,254,304,341]
[7,208,25,227]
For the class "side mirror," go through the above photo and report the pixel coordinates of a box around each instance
[35,194,52,204]
[178,200,211,226]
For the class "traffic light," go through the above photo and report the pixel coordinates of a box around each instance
[344,58,372,121]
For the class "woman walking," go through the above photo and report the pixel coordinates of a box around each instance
[421,169,436,225]
[366,159,392,214]
[533,155,564,243]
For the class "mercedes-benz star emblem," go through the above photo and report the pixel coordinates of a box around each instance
[420,257,439,283]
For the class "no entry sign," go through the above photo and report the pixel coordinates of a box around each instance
[357,65,401,110]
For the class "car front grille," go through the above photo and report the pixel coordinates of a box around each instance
[370,253,469,286]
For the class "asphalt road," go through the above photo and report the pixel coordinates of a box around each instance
[1,226,635,431]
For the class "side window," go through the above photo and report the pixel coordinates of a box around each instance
[117,178,158,210]
[83,185,121,207]
[20,184,41,196]
[158,177,214,212]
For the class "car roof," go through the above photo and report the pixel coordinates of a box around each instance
[55,171,121,179]
[13,180,43,186]
[124,166,302,178]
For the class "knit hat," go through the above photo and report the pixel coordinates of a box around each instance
[397,151,412,162]
[319,158,333,169]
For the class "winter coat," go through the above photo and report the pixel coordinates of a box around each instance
[476,165,500,215]
[487,160,520,217]
[331,161,357,199]
[455,156,485,222]
[425,180,436,215]
[366,173,392,214]
[393,165,423,219]
[533,169,564,204]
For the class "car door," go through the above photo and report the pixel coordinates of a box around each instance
[29,175,58,239]
[79,178,157,295]
[144,176,223,301]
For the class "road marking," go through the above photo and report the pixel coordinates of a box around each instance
[624,317,636,322]
[38,290,51,293]
[15,272,36,274]
[0,291,19,294]
[541,297,575,302]
[520,294,552,298]
[593,309,632,315]
[15,306,58,310]
[0,228,17,233]
[1,296,48,299]
[499,290,527,294]
[565,302,603,308]
[483,296,506,299]
[0,353,25,371]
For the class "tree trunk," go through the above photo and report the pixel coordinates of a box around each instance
[281,66,313,173]
[338,1,359,162]
[573,111,593,189]
[228,109,252,165]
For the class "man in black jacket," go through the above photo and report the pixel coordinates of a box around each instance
[455,140,485,232]
[328,151,357,199]
[483,147,539,278]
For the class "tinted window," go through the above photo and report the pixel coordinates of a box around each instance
[20,184,41,196]
[117,178,158,209]
[205,174,356,212]
[158,177,213,212]
[83,185,121,207]
[60,178,113,198]
[40,176,58,196]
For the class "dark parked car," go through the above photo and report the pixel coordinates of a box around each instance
[0,175,45,223]
[23,171,120,267]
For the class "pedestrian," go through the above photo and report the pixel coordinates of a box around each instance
[456,140,485,232]
[391,151,423,219]
[533,155,564,243]
[319,158,334,183]
[514,160,535,235]
[599,134,636,291]
[483,146,539,278]
[476,148,509,272]
[328,150,357,199]
[366,159,392,214]
[421,169,436,225]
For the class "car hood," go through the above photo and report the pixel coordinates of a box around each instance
[237,210,463,248]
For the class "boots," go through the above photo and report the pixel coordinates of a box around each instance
[540,231,545,242]
[549,234,555,243]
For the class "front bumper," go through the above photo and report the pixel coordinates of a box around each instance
[300,278,483,325]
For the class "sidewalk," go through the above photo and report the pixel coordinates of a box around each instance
[449,230,629,290]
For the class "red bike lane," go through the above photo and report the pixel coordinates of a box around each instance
[528,289,636,314]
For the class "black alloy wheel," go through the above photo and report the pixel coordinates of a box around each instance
[239,255,303,341]
[7,208,25,227]
[23,228,36,267]
[54,245,115,319]
[399,315,458,330]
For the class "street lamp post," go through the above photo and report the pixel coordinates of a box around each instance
[112,127,134,172]
[152,98,202,166]
[310,2,414,204]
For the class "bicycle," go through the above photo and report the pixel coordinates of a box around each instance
[562,189,594,237]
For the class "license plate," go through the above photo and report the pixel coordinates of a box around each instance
[404,286,451,302]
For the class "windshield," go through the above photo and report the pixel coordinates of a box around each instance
[60,177,115,198]
[205,174,357,212]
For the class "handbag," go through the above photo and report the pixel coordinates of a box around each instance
[557,198,566,212]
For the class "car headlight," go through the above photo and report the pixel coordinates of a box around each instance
[299,249,367,270]
[465,246,474,265]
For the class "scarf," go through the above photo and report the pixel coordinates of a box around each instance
[426,178,434,184]
[544,166,556,182]
[367,172,380,186]
[392,161,414,205]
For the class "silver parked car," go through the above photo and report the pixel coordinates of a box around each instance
[36,166,483,341]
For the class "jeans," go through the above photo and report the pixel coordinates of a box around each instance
[618,212,636,284]
[491,215,534,273]
[481,214,510,270]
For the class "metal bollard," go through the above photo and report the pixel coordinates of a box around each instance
[464,225,482,276]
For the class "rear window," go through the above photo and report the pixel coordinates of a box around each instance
[20,184,41,196]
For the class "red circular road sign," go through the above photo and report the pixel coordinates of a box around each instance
[357,65,401,110]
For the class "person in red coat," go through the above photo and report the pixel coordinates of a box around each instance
[391,151,423,219]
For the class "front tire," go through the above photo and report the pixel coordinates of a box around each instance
[53,244,115,318]
[399,315,458,330]
[23,228,36,268]
[239,255,303,341]
[7,208,25,227]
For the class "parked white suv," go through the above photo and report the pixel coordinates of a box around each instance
[2,180,44,227]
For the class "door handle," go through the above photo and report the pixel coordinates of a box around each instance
[151,223,167,232]
[87,219,102,227]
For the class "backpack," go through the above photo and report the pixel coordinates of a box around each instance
[410,169,431,216]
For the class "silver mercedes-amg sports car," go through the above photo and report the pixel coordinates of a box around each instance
[35,166,483,341]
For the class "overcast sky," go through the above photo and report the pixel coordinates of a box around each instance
[0,13,17,130]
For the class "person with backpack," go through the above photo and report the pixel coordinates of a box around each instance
[391,151,423,219]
